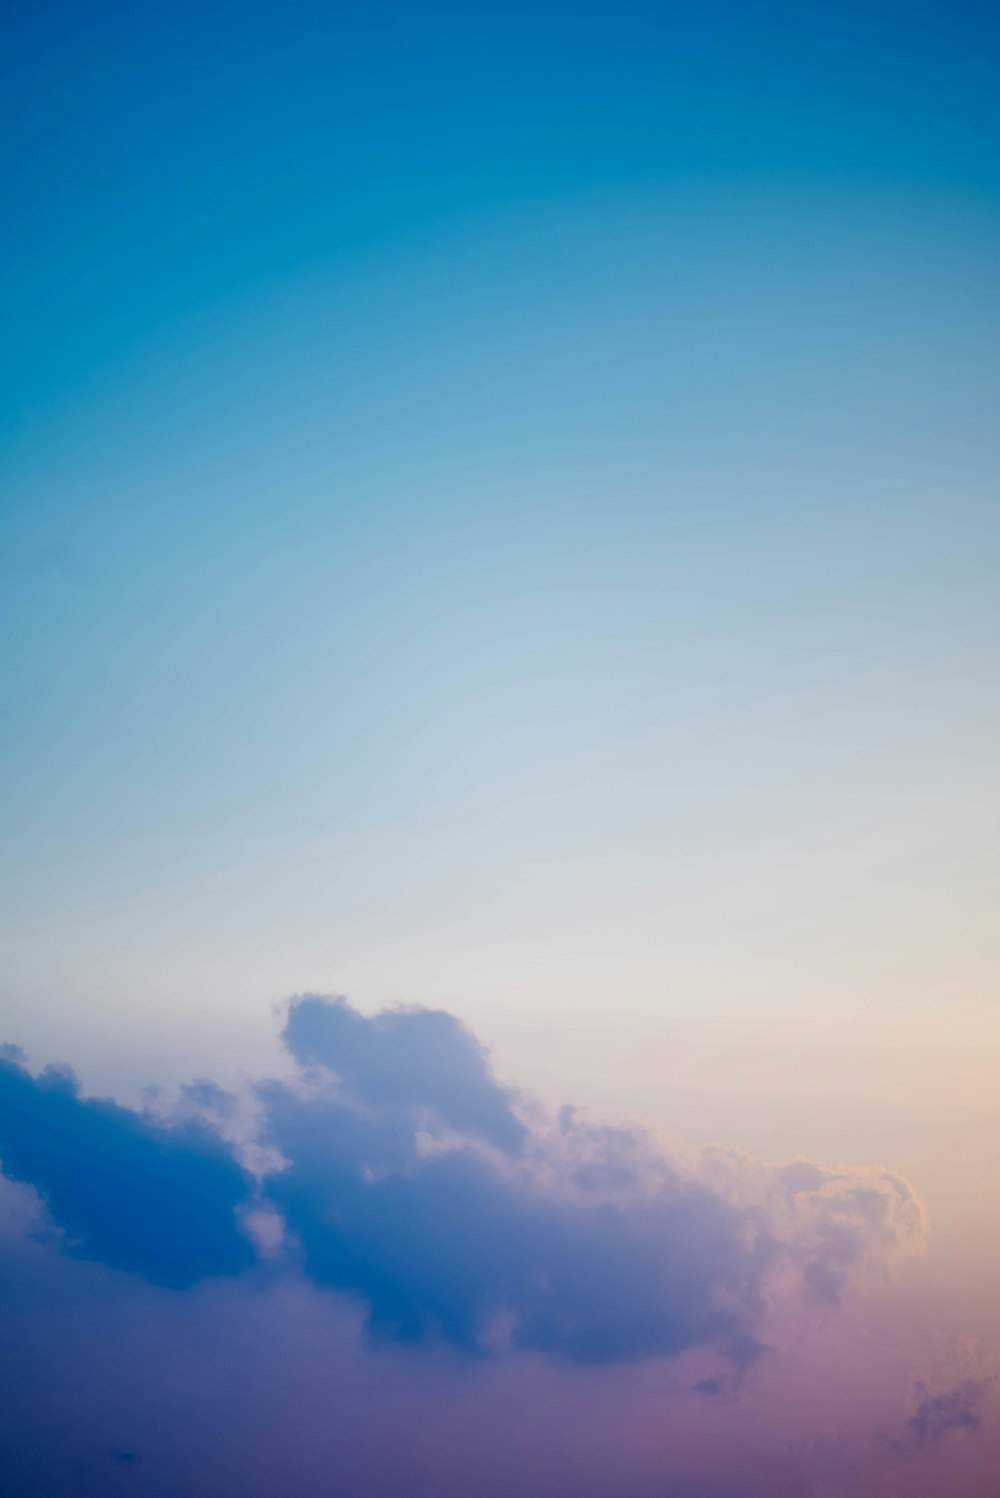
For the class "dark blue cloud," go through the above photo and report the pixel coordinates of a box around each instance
[262,998,771,1365]
[0,1051,255,1288]
[264,1076,766,1362]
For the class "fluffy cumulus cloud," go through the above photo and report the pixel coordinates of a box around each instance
[0,997,995,1496]
[260,998,923,1371]
[0,1047,254,1287]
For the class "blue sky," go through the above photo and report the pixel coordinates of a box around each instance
[4,0,998,417]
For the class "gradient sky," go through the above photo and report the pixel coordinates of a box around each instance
[1,4,999,1492]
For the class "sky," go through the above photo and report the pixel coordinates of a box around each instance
[1,2,999,1493]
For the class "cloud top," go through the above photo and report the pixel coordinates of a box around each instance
[283,994,527,1154]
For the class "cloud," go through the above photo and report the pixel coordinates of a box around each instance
[261,1071,764,1365]
[282,994,527,1154]
[256,998,926,1371]
[0,1050,255,1288]
[701,1145,927,1311]
[0,997,925,1376]
[178,1077,238,1120]
[267,999,770,1363]
[897,1378,993,1450]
